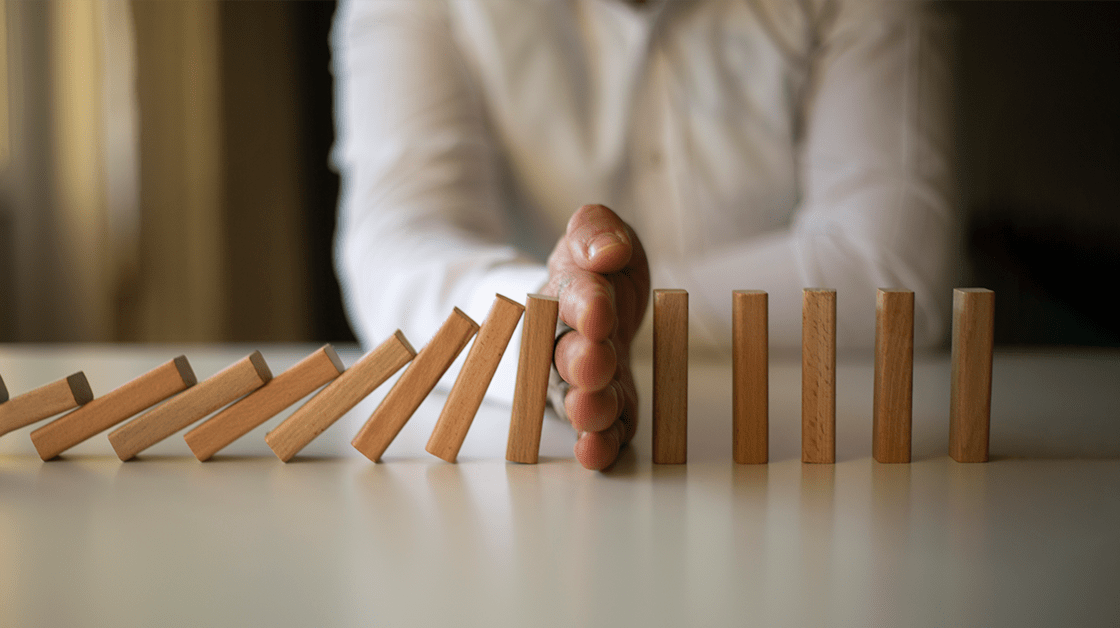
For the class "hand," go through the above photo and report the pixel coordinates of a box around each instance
[543,204,650,470]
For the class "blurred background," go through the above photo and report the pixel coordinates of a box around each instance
[0,1,1117,347]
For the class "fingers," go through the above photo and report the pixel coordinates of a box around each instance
[564,204,634,274]
[549,270,616,343]
[554,331,616,391]
[564,381,623,433]
[573,420,626,471]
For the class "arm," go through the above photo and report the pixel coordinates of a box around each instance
[680,1,957,349]
[332,0,548,402]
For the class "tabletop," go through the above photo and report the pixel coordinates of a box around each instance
[1,343,1119,627]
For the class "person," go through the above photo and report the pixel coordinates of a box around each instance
[331,0,956,470]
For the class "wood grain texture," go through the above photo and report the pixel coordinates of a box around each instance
[873,289,914,463]
[29,356,197,460]
[185,345,345,461]
[949,288,995,463]
[428,295,524,462]
[653,289,688,464]
[802,288,836,464]
[505,294,559,464]
[0,372,94,438]
[353,308,479,462]
[108,352,272,461]
[732,290,767,464]
[266,332,416,462]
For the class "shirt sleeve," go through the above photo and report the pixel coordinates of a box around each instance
[332,0,549,403]
[680,0,957,350]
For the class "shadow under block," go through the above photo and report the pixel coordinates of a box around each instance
[30,357,197,460]
[0,373,7,403]
[873,289,914,463]
[428,295,524,462]
[732,290,767,464]
[802,288,836,464]
[185,345,346,461]
[266,332,416,462]
[108,352,273,461]
[949,288,995,463]
[353,308,479,462]
[653,289,688,464]
[0,373,94,438]
[505,294,559,464]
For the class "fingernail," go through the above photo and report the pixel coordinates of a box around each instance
[588,233,623,260]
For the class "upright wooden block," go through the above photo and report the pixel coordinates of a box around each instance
[505,294,559,464]
[266,332,416,462]
[30,356,197,460]
[949,288,994,463]
[732,290,767,464]
[0,373,94,438]
[427,295,524,462]
[802,288,836,464]
[108,351,272,461]
[185,345,345,461]
[353,308,479,462]
[873,288,914,463]
[653,289,688,464]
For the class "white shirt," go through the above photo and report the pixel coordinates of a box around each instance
[332,0,956,403]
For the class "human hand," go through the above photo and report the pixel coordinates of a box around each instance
[543,204,650,470]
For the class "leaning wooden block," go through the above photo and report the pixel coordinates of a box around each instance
[427,295,524,462]
[873,288,914,463]
[353,308,479,462]
[733,290,767,464]
[802,288,836,464]
[653,289,688,464]
[30,356,197,460]
[505,294,559,464]
[266,331,416,462]
[108,351,272,461]
[949,288,995,463]
[185,345,345,461]
[0,373,94,438]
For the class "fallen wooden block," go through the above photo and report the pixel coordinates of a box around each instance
[185,345,345,461]
[505,294,559,464]
[949,288,995,463]
[653,289,688,464]
[353,308,479,462]
[265,331,416,462]
[427,295,524,462]
[0,373,94,438]
[108,351,272,461]
[873,288,914,463]
[30,356,197,460]
[802,288,836,464]
[732,290,767,464]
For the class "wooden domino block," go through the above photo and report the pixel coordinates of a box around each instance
[427,295,524,462]
[0,373,94,438]
[266,332,416,462]
[108,351,272,461]
[873,288,914,463]
[505,294,559,464]
[949,288,994,463]
[732,290,767,464]
[185,345,345,461]
[30,356,197,460]
[353,308,479,462]
[802,288,836,464]
[653,289,688,464]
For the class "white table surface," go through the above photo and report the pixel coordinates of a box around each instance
[1,343,1118,627]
